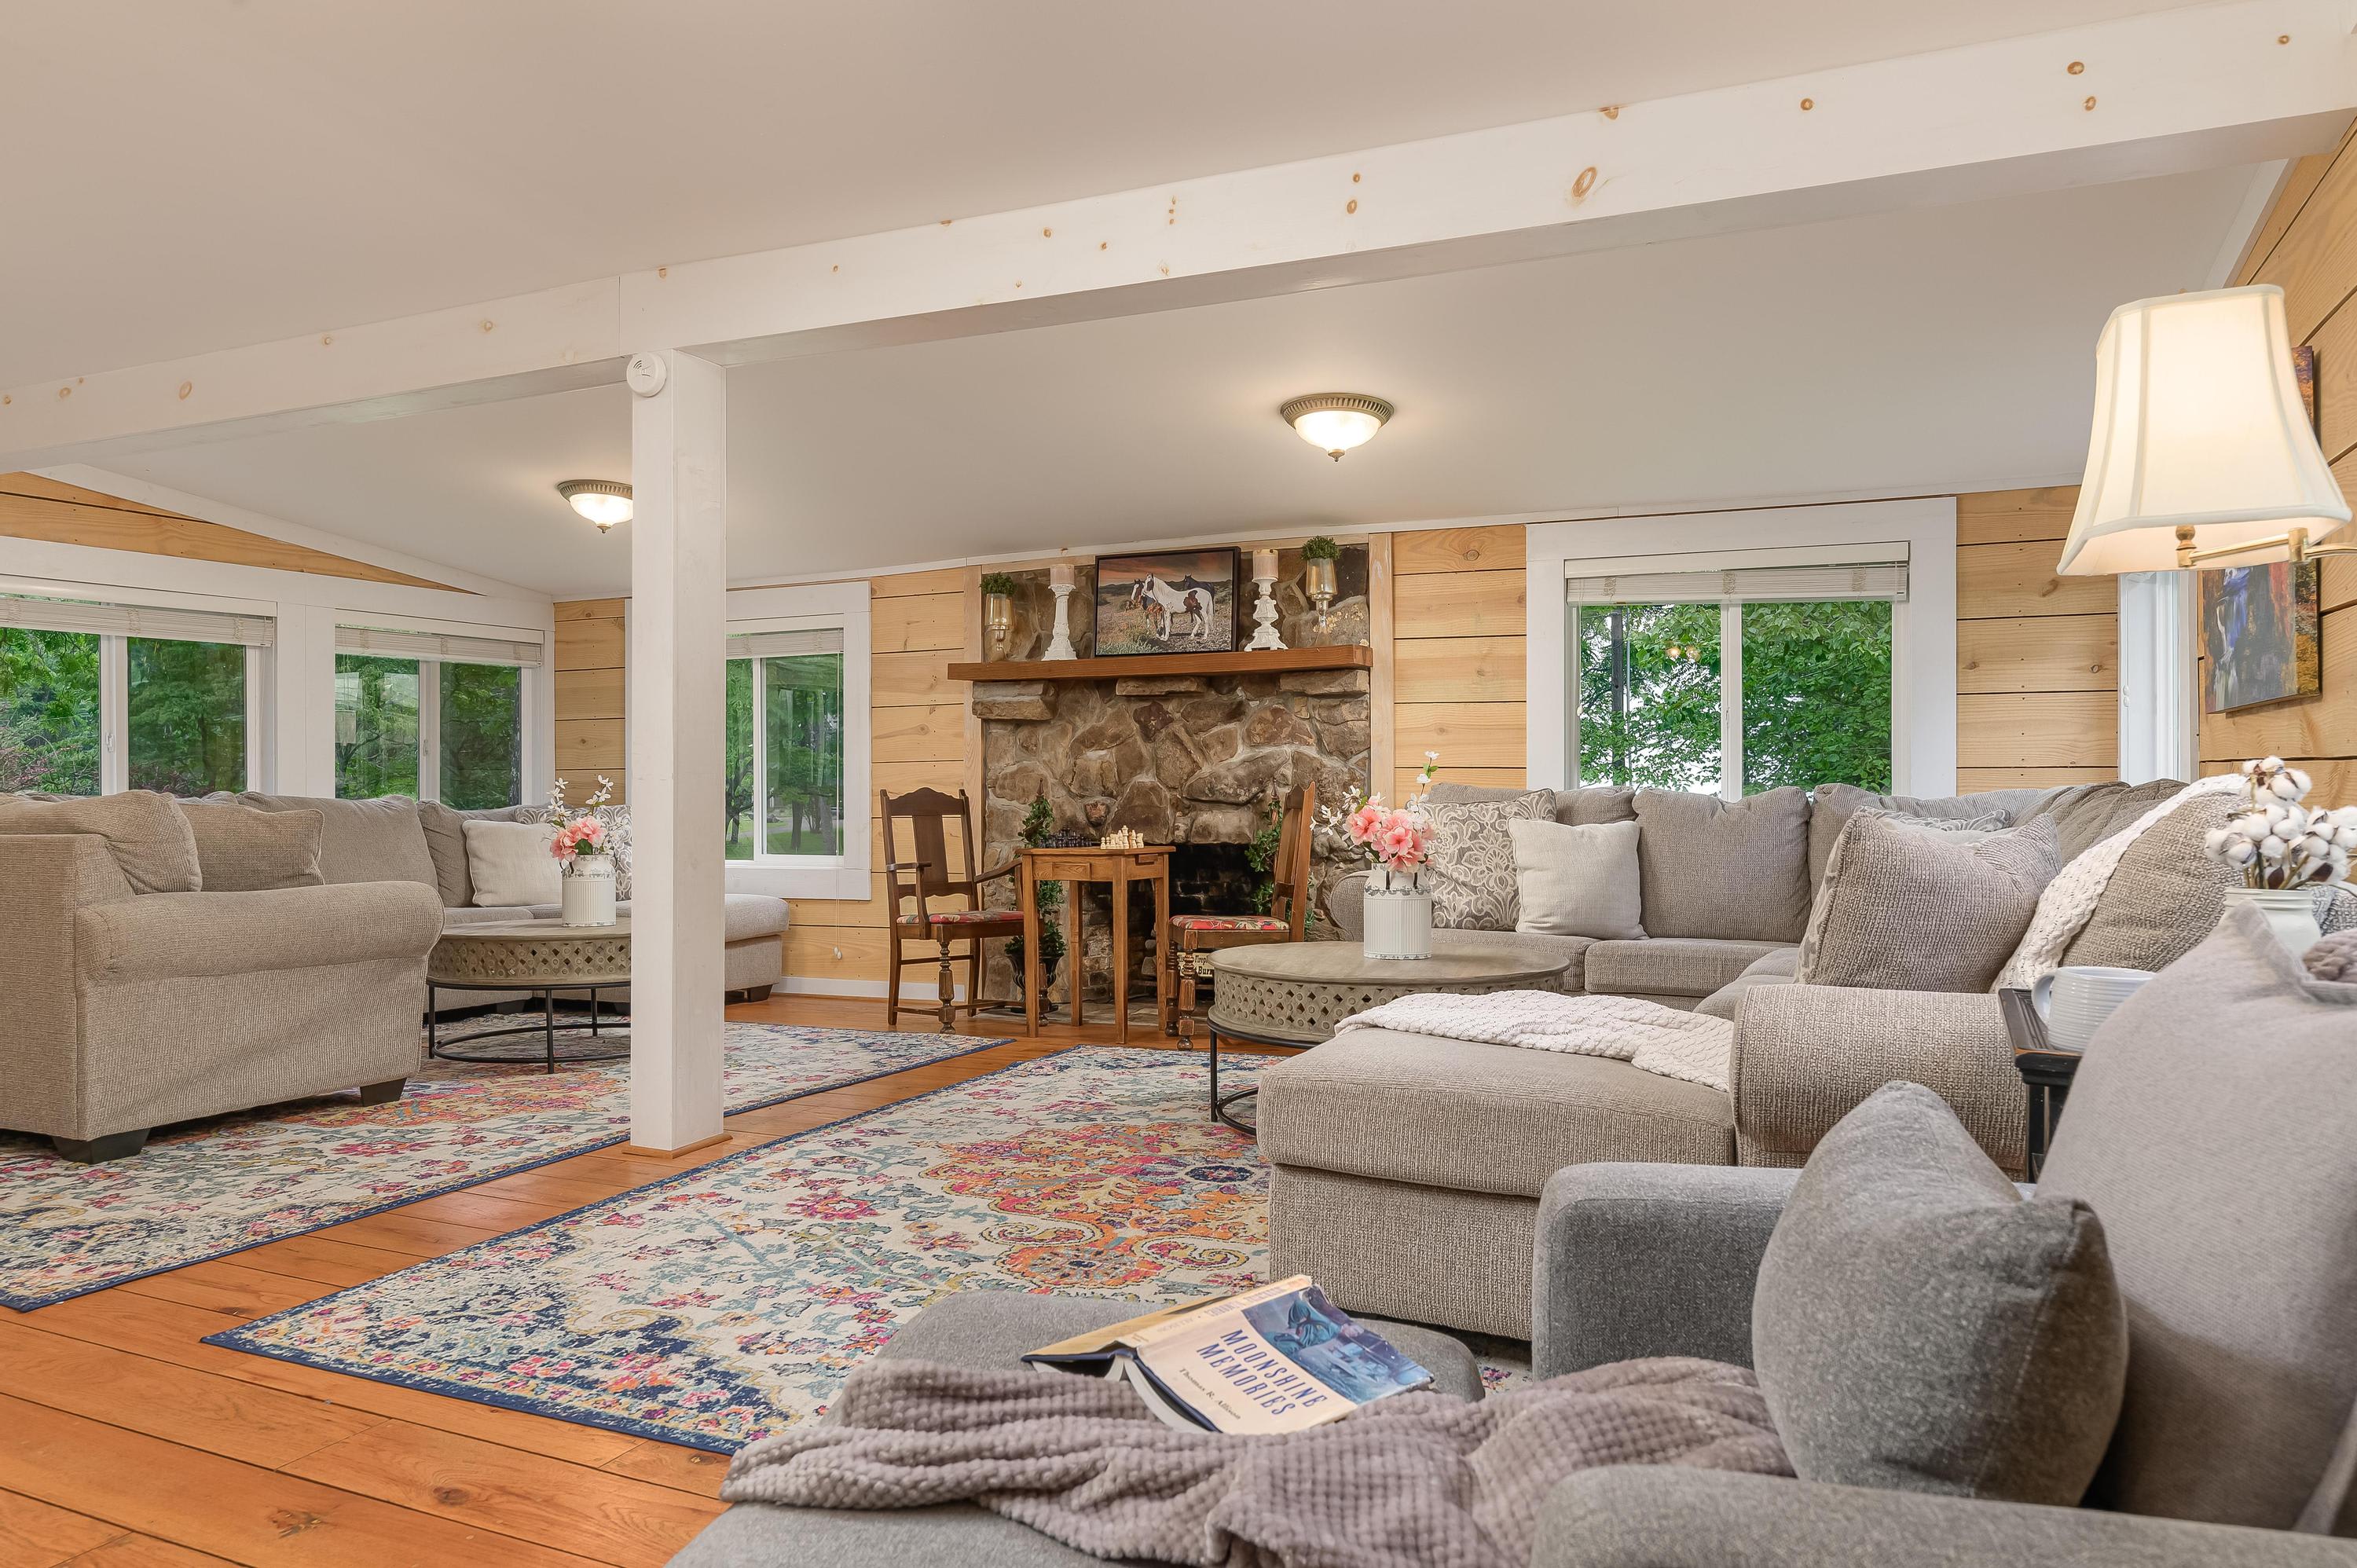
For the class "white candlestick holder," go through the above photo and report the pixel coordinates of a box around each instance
[1244,573,1285,650]
[1045,582,1078,660]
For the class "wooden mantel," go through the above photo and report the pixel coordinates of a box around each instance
[947,645,1371,683]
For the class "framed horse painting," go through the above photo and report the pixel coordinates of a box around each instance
[1092,547,1239,655]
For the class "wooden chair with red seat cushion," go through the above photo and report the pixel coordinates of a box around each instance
[881,787,1023,1034]
[1162,782,1315,1040]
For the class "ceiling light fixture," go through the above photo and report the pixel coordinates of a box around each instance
[1280,394,1394,461]
[557,479,632,533]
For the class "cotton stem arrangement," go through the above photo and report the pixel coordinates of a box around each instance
[2204,757,2356,892]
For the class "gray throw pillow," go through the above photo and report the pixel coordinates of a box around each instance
[1798,812,2058,991]
[1754,1081,2127,1505]
[174,800,324,892]
[1634,786,1812,942]
[1808,782,2024,892]
[420,801,529,907]
[0,789,203,893]
[1508,817,1644,940]
[233,791,438,890]
[2058,793,2240,973]
[1423,790,1552,929]
[2037,903,2357,1532]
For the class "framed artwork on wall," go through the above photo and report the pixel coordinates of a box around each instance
[1091,548,1239,655]
[2198,343,2326,715]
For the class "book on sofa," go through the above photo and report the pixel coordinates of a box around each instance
[1023,1275,1435,1433]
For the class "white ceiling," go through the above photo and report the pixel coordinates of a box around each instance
[101,165,2260,599]
[2,0,2215,388]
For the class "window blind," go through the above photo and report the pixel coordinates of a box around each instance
[1563,561,1908,604]
[0,592,275,647]
[726,627,845,660]
[335,624,544,667]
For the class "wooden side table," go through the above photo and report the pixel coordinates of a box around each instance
[2000,987,2080,1181]
[1019,844,1172,1044]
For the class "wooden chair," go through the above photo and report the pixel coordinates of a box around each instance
[881,787,1023,1034]
[1162,782,1315,1040]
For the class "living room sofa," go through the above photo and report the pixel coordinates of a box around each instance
[228,792,790,1005]
[0,791,445,1160]
[1275,776,2187,1337]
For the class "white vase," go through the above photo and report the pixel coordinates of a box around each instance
[562,857,618,926]
[2223,886,2322,958]
[1362,867,1432,960]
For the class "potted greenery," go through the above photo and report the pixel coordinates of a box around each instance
[980,572,1019,660]
[1006,793,1067,1001]
[1301,537,1341,632]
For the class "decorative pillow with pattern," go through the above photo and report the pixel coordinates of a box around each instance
[519,802,632,899]
[1423,789,1553,930]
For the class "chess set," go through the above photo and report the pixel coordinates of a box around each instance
[1098,827,1149,850]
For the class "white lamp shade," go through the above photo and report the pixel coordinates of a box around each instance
[2058,284,2349,574]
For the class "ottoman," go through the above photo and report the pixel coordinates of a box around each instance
[1257,1028,1736,1339]
[669,1290,1483,1568]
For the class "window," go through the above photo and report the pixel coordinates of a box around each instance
[334,625,540,804]
[1570,562,1904,798]
[0,628,101,794]
[0,595,267,796]
[725,628,846,863]
[127,636,247,795]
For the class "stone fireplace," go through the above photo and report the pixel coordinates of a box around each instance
[966,548,1372,1008]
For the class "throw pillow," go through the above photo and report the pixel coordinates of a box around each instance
[1807,782,2022,892]
[2037,903,2357,1532]
[463,819,563,907]
[2056,792,2242,973]
[174,800,324,892]
[1508,817,1644,940]
[1797,811,2058,991]
[1422,790,1552,929]
[519,802,632,899]
[0,790,203,892]
[1633,786,1812,942]
[1753,1081,2127,1506]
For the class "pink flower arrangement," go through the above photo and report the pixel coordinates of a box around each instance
[1343,797,1431,873]
[547,775,616,865]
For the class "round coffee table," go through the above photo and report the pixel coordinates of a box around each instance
[428,919,632,1072]
[1204,942,1574,1133]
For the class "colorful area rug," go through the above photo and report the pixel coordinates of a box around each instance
[0,1024,1003,1310]
[212,1047,1268,1451]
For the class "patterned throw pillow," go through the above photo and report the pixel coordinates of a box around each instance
[1424,790,1554,930]
[519,802,632,899]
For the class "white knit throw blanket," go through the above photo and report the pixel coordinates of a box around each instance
[1332,989,1733,1093]
[1991,774,2242,991]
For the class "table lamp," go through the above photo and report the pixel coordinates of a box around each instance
[2058,284,2354,575]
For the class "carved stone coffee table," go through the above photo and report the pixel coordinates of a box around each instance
[427,919,632,1072]
[1204,943,1574,1133]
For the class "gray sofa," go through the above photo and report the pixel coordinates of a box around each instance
[0,792,445,1160]
[229,792,791,1005]
[1277,777,2185,1338]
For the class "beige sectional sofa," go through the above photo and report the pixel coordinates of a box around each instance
[1270,775,2186,1338]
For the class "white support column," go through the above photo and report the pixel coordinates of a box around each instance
[627,350,730,1154]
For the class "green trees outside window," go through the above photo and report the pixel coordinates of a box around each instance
[440,661,522,809]
[1578,599,1892,796]
[726,653,846,860]
[335,654,421,798]
[0,628,101,795]
[127,638,246,795]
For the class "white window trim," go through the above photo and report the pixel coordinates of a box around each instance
[722,581,871,900]
[1528,499,1958,797]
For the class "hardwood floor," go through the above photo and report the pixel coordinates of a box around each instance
[0,997,1231,1568]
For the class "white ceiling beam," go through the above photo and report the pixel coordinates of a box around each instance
[4,0,2352,470]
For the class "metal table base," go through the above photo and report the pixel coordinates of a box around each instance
[428,983,632,1072]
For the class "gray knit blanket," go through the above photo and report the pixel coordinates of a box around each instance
[723,1356,1789,1568]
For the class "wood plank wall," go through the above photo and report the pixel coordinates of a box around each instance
[0,472,460,590]
[1390,525,1529,799]
[2212,127,2357,804]
[1954,485,2121,789]
[552,598,627,803]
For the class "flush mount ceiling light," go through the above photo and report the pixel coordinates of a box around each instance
[556,479,632,533]
[1280,394,1394,461]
